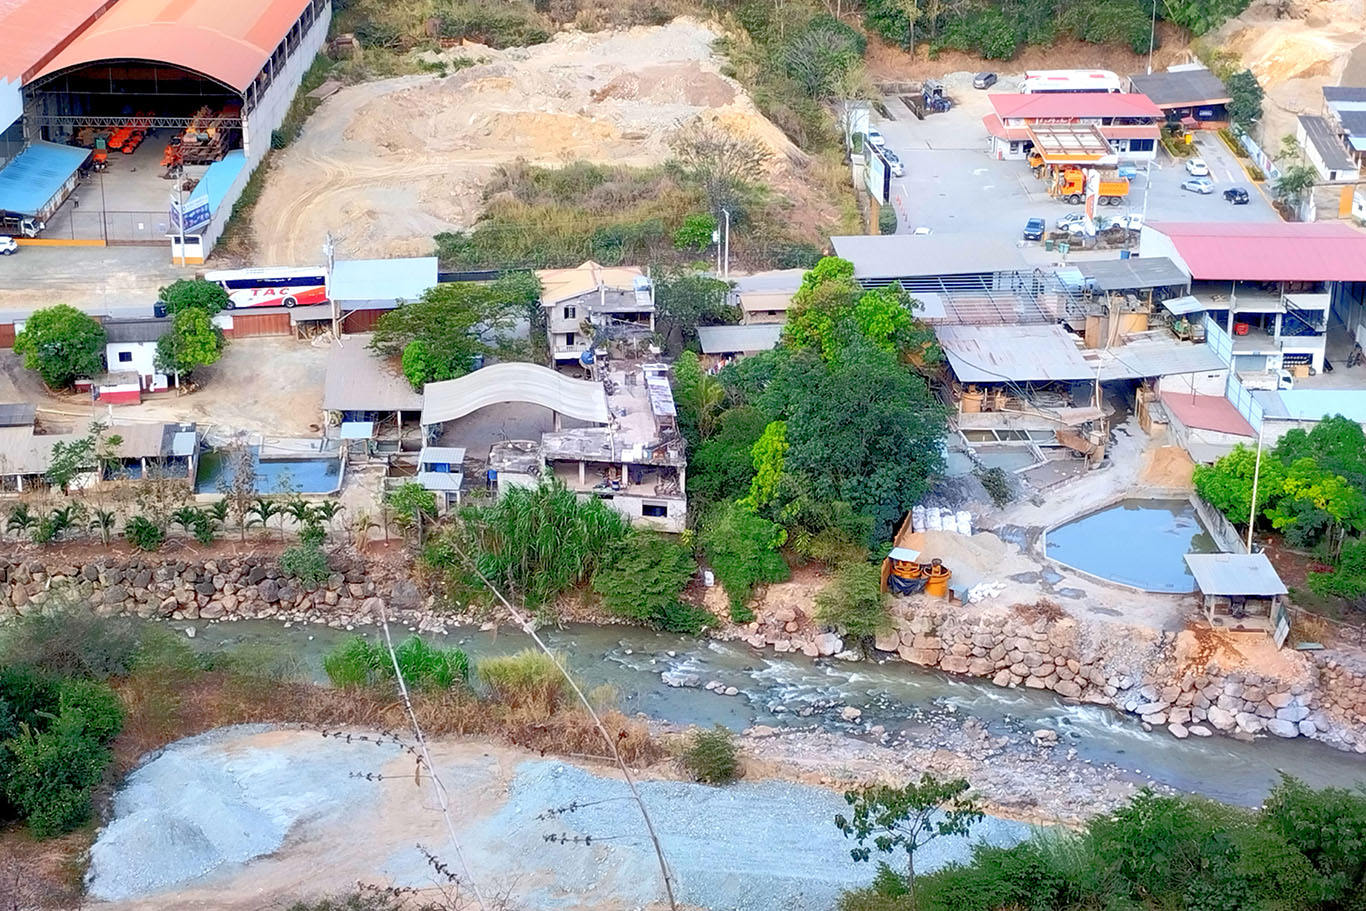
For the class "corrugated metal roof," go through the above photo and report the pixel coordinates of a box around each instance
[537,260,647,305]
[1087,338,1225,381]
[1185,553,1286,596]
[1163,295,1205,315]
[1145,222,1366,282]
[103,317,171,343]
[0,0,113,83]
[1255,389,1366,423]
[1299,114,1356,172]
[322,336,423,413]
[421,363,609,426]
[989,92,1163,120]
[0,403,35,427]
[1076,257,1189,291]
[0,140,89,216]
[32,0,313,92]
[1128,68,1230,106]
[830,235,1026,280]
[330,257,438,306]
[1338,109,1366,136]
[1324,86,1366,104]
[697,323,782,354]
[937,324,1094,383]
[738,291,794,313]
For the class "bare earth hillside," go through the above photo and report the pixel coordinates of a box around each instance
[249,19,807,264]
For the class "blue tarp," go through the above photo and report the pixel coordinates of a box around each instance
[200,150,246,214]
[0,141,90,217]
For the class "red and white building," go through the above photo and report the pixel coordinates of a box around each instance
[983,93,1164,162]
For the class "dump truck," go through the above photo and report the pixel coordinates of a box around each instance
[1050,166,1129,206]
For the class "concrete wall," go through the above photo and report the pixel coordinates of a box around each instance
[1190,495,1247,554]
[593,493,687,533]
[1157,369,1227,397]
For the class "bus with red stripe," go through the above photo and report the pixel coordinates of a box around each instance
[204,266,328,309]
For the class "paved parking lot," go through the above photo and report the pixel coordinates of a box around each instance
[872,79,1280,249]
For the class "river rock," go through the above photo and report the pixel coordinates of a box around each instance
[840,706,862,721]
[873,630,900,652]
[1276,704,1310,723]
[1265,718,1299,738]
[1167,722,1189,739]
[184,625,196,638]
[1033,729,1058,745]
[1235,712,1264,734]
[1207,706,1236,731]
[1267,692,1293,708]
[1054,680,1082,699]
[661,670,700,688]
[813,632,842,657]
[1188,724,1213,737]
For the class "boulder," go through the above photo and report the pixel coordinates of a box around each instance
[1264,718,1299,738]
[258,579,280,602]
[772,606,798,624]
[1206,706,1236,731]
[992,669,1013,687]
[1054,680,1082,699]
[873,630,900,652]
[1167,722,1189,739]
[1187,724,1213,737]
[1298,719,1317,737]
[1235,712,1264,734]
[1267,692,1293,708]
[1275,704,1310,723]
[839,706,862,721]
[661,671,700,688]
[813,632,842,657]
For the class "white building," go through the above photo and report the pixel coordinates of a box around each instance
[536,261,655,365]
[103,318,171,393]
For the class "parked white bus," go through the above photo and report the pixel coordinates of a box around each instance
[1020,70,1123,94]
[203,266,329,309]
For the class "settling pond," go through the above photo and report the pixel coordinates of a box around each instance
[194,448,342,495]
[1046,498,1217,593]
[179,620,1366,807]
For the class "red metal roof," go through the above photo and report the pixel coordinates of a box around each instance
[1148,221,1366,282]
[1160,392,1255,438]
[31,0,313,92]
[984,114,1156,142]
[0,0,116,83]
[989,93,1164,121]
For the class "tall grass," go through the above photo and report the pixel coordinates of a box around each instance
[434,479,632,612]
[322,635,470,691]
[477,649,568,719]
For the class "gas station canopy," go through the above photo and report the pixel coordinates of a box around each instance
[1026,123,1114,166]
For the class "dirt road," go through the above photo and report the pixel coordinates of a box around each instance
[249,19,801,265]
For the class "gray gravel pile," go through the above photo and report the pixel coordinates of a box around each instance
[391,759,1035,911]
[87,725,400,901]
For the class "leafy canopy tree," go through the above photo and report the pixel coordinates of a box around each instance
[158,278,229,316]
[592,531,710,634]
[815,561,891,647]
[155,307,225,379]
[688,405,769,509]
[14,304,106,389]
[835,773,983,908]
[1225,69,1264,128]
[371,272,539,390]
[699,500,789,622]
[654,271,738,355]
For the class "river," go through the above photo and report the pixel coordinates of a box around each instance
[184,618,1366,807]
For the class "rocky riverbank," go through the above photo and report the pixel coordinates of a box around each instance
[4,550,1366,756]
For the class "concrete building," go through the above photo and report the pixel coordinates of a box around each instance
[0,0,331,259]
[1297,113,1360,184]
[422,362,687,532]
[103,318,171,393]
[0,408,196,491]
[1322,85,1366,170]
[536,261,655,366]
[1128,65,1231,129]
[982,92,1162,161]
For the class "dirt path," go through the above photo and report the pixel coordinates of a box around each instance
[249,19,802,265]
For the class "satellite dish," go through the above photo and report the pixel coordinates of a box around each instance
[579,349,595,365]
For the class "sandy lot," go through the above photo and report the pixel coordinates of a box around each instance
[250,19,805,265]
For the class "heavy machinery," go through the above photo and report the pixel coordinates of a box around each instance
[1050,166,1129,205]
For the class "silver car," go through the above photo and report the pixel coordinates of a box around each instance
[1181,176,1215,194]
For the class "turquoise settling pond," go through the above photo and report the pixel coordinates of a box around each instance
[194,449,342,494]
[1046,498,1217,592]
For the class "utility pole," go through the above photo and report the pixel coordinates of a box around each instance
[175,181,186,267]
[1147,0,1158,75]
[1246,420,1265,552]
[721,208,731,280]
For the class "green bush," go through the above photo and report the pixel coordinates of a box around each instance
[674,213,717,251]
[680,725,740,784]
[0,666,62,731]
[394,636,470,690]
[700,501,790,622]
[323,636,387,688]
[0,607,141,679]
[435,1,550,48]
[477,649,568,714]
[814,562,891,645]
[123,515,165,551]
[5,710,110,836]
[280,544,330,586]
[592,532,708,633]
[978,466,1012,508]
[56,678,124,744]
[878,204,897,236]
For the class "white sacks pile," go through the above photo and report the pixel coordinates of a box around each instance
[910,506,973,536]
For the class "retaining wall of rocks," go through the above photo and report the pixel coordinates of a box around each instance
[0,554,432,630]
[737,599,1366,754]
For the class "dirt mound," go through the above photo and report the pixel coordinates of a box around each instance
[250,18,803,264]
[1140,446,1195,489]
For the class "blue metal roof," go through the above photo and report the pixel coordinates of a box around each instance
[330,257,438,306]
[1256,389,1366,423]
[0,141,89,217]
[200,150,246,214]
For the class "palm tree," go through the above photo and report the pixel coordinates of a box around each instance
[46,505,78,542]
[283,497,316,530]
[312,500,344,541]
[350,510,379,551]
[171,505,202,538]
[246,497,282,540]
[89,508,116,546]
[6,504,37,542]
[204,499,230,526]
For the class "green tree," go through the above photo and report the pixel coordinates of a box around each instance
[13,305,106,389]
[45,429,99,494]
[1261,773,1366,905]
[655,271,738,355]
[689,405,770,508]
[1163,0,1254,35]
[1225,69,1264,128]
[669,121,770,218]
[592,531,708,633]
[370,274,538,390]
[673,213,717,252]
[155,307,225,380]
[784,341,947,541]
[1193,443,1286,529]
[700,501,789,621]
[782,16,866,99]
[158,278,229,315]
[835,773,984,908]
[742,420,787,509]
[1274,164,1318,208]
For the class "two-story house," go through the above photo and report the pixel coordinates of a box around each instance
[537,260,655,366]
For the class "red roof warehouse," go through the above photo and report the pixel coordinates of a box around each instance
[1142,222,1366,283]
[983,93,1164,162]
